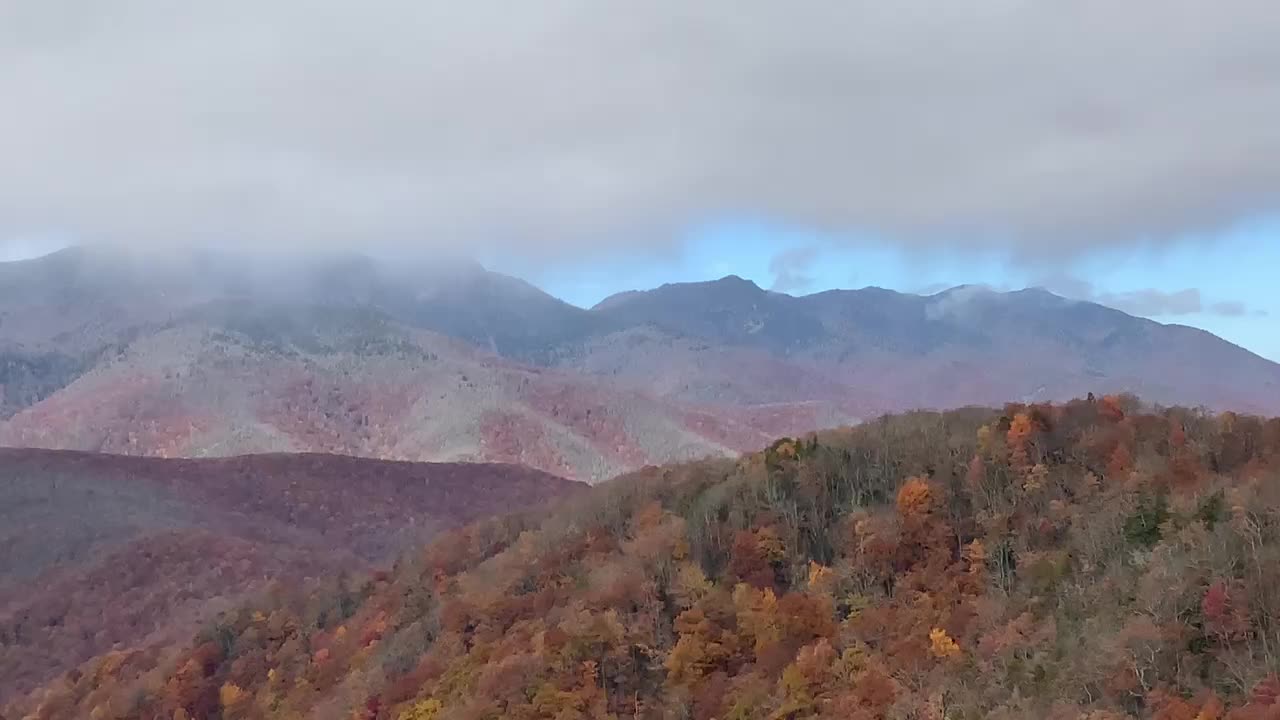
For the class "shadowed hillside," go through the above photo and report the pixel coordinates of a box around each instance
[0,449,582,700]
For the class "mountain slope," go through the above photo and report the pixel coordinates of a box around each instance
[11,399,1280,719]
[3,248,1278,479]
[0,302,762,481]
[564,279,1280,414]
[0,448,581,699]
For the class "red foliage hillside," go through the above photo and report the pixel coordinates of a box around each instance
[0,323,760,483]
[0,449,582,700]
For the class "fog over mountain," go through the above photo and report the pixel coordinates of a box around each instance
[3,248,1276,481]
[6,6,1280,717]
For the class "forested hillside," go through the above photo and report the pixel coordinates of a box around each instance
[5,249,1279,484]
[0,451,581,702]
[10,396,1280,719]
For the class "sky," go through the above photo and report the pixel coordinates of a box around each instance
[1,2,1278,359]
[508,216,1280,362]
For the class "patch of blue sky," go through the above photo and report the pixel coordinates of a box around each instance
[526,215,1278,360]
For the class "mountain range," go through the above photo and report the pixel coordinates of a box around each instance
[2,246,1278,481]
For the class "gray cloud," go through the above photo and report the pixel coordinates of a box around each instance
[3,1,1280,263]
[1038,275,1256,317]
[1100,288,1204,317]
[768,246,820,292]
[1210,300,1248,317]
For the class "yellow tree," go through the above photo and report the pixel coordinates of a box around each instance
[897,477,933,518]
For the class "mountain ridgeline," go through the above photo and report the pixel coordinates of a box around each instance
[9,398,1280,719]
[0,449,583,701]
[1,247,1278,481]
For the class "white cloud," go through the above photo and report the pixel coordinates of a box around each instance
[1037,275,1258,318]
[3,1,1279,263]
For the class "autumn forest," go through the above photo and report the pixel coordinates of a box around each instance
[8,396,1280,719]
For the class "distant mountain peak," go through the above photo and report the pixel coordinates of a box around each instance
[924,284,1075,307]
[592,274,765,313]
[1013,285,1067,299]
[712,273,761,288]
[662,274,767,298]
[933,283,999,297]
[591,289,644,311]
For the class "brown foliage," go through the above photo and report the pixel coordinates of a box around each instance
[10,399,1280,720]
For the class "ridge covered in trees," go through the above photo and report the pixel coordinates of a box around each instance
[9,396,1280,719]
[0,451,582,701]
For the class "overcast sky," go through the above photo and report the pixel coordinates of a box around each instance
[2,2,1278,355]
